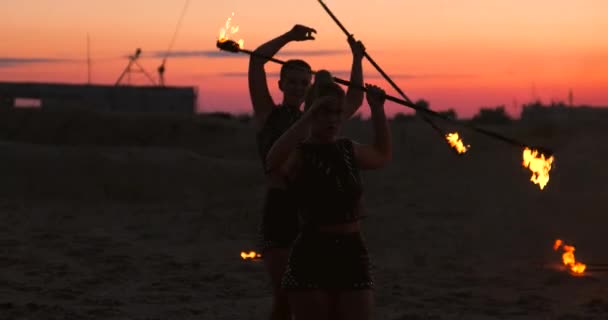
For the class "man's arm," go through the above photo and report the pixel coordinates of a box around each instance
[248,25,316,128]
[248,34,290,128]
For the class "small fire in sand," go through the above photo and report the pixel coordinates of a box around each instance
[553,239,586,275]
[240,251,262,261]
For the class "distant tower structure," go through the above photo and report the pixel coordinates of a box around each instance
[568,89,574,107]
[115,48,157,86]
[157,63,165,87]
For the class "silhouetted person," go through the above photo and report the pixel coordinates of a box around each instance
[266,71,391,320]
[248,25,365,320]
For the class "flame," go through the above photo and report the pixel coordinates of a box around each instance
[218,12,244,49]
[552,239,563,251]
[522,147,554,190]
[553,239,586,275]
[240,251,262,260]
[445,132,469,154]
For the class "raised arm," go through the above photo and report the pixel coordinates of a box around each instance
[265,95,334,173]
[353,84,392,170]
[342,36,365,119]
[248,25,316,128]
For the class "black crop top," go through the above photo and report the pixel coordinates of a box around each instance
[256,105,302,171]
[290,138,364,227]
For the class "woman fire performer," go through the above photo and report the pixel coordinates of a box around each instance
[248,24,365,320]
[266,71,391,320]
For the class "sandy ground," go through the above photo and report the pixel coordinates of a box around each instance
[0,109,607,319]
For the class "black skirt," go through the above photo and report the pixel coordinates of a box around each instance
[257,188,300,251]
[282,231,374,290]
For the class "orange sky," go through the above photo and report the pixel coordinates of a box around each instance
[1,0,607,118]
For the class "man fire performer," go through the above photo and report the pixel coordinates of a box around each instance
[248,24,365,320]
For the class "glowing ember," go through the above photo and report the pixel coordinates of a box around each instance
[522,147,554,190]
[218,12,244,49]
[240,251,262,260]
[553,239,586,275]
[445,132,469,154]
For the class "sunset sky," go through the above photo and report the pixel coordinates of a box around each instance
[1,0,607,118]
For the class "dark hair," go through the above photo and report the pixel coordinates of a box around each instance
[280,59,312,79]
[304,70,345,112]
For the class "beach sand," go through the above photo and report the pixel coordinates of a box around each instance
[0,109,606,319]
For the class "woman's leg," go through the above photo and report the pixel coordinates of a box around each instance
[289,290,331,320]
[335,289,374,320]
[263,248,291,320]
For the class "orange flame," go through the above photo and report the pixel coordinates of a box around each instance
[240,251,262,260]
[552,239,563,251]
[218,12,244,49]
[522,147,554,190]
[445,132,469,154]
[553,239,586,275]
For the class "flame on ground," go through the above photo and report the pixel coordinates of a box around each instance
[522,147,554,190]
[553,239,586,275]
[445,132,469,154]
[553,239,563,251]
[218,12,244,49]
[240,251,262,260]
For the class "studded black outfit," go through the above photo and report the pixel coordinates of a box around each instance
[282,139,374,290]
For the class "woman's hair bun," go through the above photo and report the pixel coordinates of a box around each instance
[314,69,334,85]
